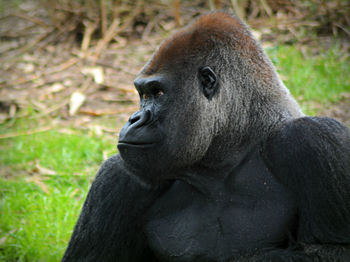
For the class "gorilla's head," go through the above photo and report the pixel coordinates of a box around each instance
[118,12,302,181]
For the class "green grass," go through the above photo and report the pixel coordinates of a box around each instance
[0,127,115,261]
[0,44,349,261]
[0,180,85,261]
[267,45,350,113]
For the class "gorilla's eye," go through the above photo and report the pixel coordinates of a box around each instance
[155,90,164,97]
[150,87,164,98]
[142,90,163,100]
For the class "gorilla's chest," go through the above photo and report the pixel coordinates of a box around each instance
[144,154,296,262]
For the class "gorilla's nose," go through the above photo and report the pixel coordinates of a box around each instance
[128,110,152,128]
[118,109,156,145]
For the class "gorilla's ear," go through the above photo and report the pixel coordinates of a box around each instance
[199,66,218,100]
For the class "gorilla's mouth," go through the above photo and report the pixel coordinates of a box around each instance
[118,141,156,148]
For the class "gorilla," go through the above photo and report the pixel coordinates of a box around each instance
[62,12,350,262]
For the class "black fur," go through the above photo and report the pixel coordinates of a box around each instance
[62,155,162,261]
[62,13,350,262]
[262,117,350,254]
[62,117,350,262]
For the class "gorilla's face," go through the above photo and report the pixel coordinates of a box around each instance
[118,66,219,179]
[118,74,172,174]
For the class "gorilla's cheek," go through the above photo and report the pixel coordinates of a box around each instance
[166,116,213,166]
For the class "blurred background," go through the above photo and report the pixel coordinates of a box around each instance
[0,0,349,261]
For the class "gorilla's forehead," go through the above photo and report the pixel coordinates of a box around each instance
[144,12,259,75]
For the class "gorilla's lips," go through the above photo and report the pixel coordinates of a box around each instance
[118,140,156,148]
[118,108,163,150]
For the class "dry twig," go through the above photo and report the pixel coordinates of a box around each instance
[12,12,50,28]
[0,57,79,89]
[92,0,144,60]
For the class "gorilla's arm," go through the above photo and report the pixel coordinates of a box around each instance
[263,117,350,258]
[62,155,161,262]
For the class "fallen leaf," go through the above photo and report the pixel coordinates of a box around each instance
[9,104,16,118]
[69,188,80,198]
[91,125,103,136]
[49,83,65,93]
[31,100,47,111]
[69,92,86,116]
[23,63,35,73]
[251,30,262,40]
[81,67,104,84]
[35,161,57,175]
[26,176,50,194]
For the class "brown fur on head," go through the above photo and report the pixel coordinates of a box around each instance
[144,12,270,76]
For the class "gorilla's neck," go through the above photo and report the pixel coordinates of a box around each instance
[180,142,260,196]
[200,94,302,171]
[198,132,260,172]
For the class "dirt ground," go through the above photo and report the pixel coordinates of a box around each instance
[0,35,157,133]
[0,1,349,139]
[0,3,164,137]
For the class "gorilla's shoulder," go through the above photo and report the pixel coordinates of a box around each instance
[91,154,129,188]
[266,116,350,149]
[261,117,350,244]
[98,154,121,170]
[262,116,350,186]
[93,154,152,190]
[95,154,123,177]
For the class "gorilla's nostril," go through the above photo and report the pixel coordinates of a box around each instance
[128,110,152,128]
[129,113,141,125]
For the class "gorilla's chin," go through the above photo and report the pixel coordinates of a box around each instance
[118,142,171,175]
